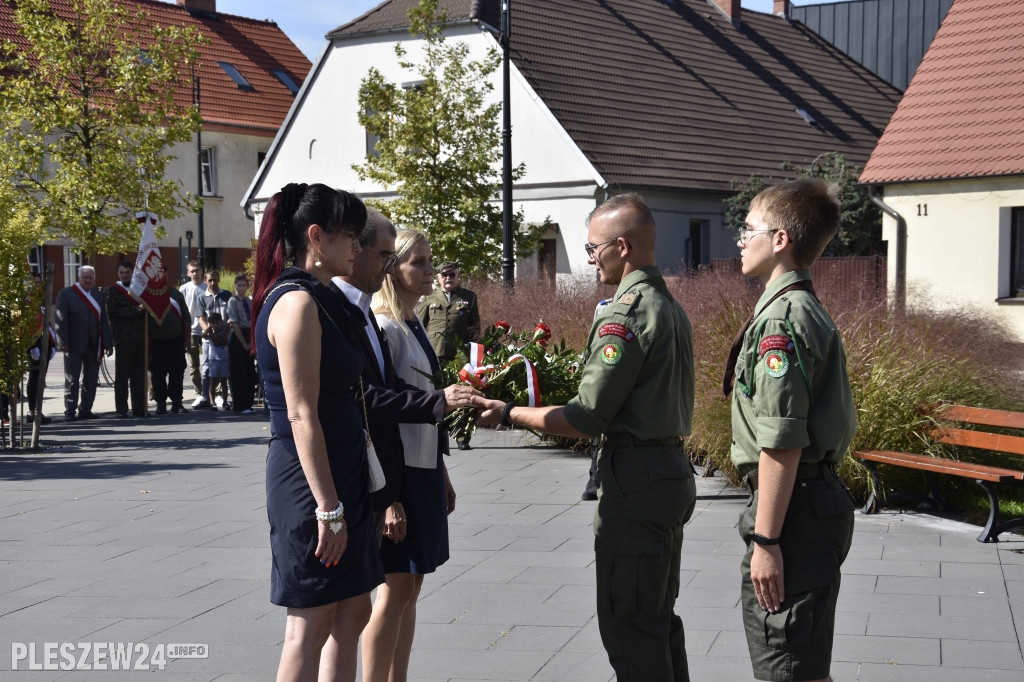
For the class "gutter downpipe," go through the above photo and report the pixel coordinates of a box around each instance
[868,185,906,315]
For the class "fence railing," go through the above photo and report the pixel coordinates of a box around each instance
[711,256,888,306]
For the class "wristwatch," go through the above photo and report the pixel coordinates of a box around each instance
[500,402,515,428]
[751,532,781,546]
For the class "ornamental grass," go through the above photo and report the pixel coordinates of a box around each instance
[462,270,1024,515]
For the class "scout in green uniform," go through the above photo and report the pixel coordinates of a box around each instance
[724,179,857,682]
[418,261,480,362]
[476,194,696,681]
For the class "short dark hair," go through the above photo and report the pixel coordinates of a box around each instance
[234,274,248,285]
[361,207,398,248]
[586,193,654,232]
[208,311,223,323]
[750,179,840,268]
[205,270,220,280]
[118,260,134,270]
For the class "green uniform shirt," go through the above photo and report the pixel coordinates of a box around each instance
[730,270,856,476]
[418,285,480,361]
[564,266,694,439]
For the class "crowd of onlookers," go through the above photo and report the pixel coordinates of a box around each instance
[17,260,260,423]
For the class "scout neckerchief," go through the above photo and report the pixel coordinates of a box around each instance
[73,282,104,352]
[721,280,817,397]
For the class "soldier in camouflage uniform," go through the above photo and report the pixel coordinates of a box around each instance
[476,194,696,681]
[725,179,857,682]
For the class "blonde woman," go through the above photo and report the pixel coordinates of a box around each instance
[362,229,455,682]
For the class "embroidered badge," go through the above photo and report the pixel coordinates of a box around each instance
[758,335,795,356]
[601,343,623,365]
[598,323,636,342]
[617,293,638,305]
[764,352,789,378]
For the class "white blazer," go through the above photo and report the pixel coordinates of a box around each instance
[376,314,440,469]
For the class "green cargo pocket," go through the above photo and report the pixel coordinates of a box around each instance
[596,535,669,619]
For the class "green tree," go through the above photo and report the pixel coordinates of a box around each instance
[353,0,548,277]
[724,152,885,257]
[0,0,204,263]
[0,180,45,422]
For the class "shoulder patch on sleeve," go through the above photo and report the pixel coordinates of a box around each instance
[601,342,624,365]
[758,334,795,356]
[598,322,636,342]
[764,352,789,377]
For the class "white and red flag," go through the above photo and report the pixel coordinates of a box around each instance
[130,210,171,323]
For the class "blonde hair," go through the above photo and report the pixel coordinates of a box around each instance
[371,228,428,335]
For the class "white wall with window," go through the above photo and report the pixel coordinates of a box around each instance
[163,130,273,253]
[200,146,217,196]
[878,177,1024,340]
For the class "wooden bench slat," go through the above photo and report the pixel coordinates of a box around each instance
[855,450,1024,483]
[939,405,1024,430]
[932,427,1024,457]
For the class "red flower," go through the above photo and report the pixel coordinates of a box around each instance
[533,322,552,342]
[494,320,511,334]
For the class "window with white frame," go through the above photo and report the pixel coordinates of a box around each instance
[63,248,82,287]
[27,246,43,276]
[200,147,217,196]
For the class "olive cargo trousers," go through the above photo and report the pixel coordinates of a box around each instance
[593,435,697,682]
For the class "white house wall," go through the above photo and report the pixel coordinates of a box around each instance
[162,130,271,250]
[249,24,605,277]
[880,178,1024,340]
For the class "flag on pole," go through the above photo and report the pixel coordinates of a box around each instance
[131,211,171,323]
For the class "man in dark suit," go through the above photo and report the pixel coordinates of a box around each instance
[329,208,479,541]
[54,265,113,421]
[106,260,147,417]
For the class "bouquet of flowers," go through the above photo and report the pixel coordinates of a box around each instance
[431,320,584,442]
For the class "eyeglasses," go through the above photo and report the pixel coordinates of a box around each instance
[382,254,399,271]
[737,228,778,245]
[438,270,458,278]
[584,237,620,258]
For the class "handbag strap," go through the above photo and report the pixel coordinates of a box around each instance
[267,280,373,446]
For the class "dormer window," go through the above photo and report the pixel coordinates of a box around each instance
[273,70,299,95]
[218,61,254,91]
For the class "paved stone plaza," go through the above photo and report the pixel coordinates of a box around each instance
[1,363,1023,680]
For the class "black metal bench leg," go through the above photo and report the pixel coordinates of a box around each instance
[975,480,1002,543]
[861,460,883,514]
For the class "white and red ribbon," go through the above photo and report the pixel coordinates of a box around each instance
[72,282,104,352]
[458,342,542,407]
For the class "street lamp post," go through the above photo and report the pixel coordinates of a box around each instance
[500,0,514,287]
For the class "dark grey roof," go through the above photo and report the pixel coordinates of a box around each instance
[331,0,901,192]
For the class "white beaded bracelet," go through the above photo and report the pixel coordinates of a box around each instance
[315,502,344,534]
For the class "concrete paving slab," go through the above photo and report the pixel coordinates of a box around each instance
[2,367,1023,679]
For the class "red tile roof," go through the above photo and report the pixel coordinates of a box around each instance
[332,0,900,192]
[0,0,310,133]
[860,0,1024,184]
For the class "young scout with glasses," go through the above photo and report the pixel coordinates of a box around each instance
[724,178,857,682]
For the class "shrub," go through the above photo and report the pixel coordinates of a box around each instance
[459,270,1024,510]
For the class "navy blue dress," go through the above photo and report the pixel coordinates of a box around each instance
[379,318,450,575]
[257,268,384,607]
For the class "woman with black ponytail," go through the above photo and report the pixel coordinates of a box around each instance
[252,183,381,681]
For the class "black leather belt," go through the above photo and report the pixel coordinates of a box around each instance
[599,433,682,448]
[744,461,836,491]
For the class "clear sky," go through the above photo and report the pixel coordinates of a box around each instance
[169,0,847,62]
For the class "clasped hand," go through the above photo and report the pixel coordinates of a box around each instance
[442,384,484,414]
